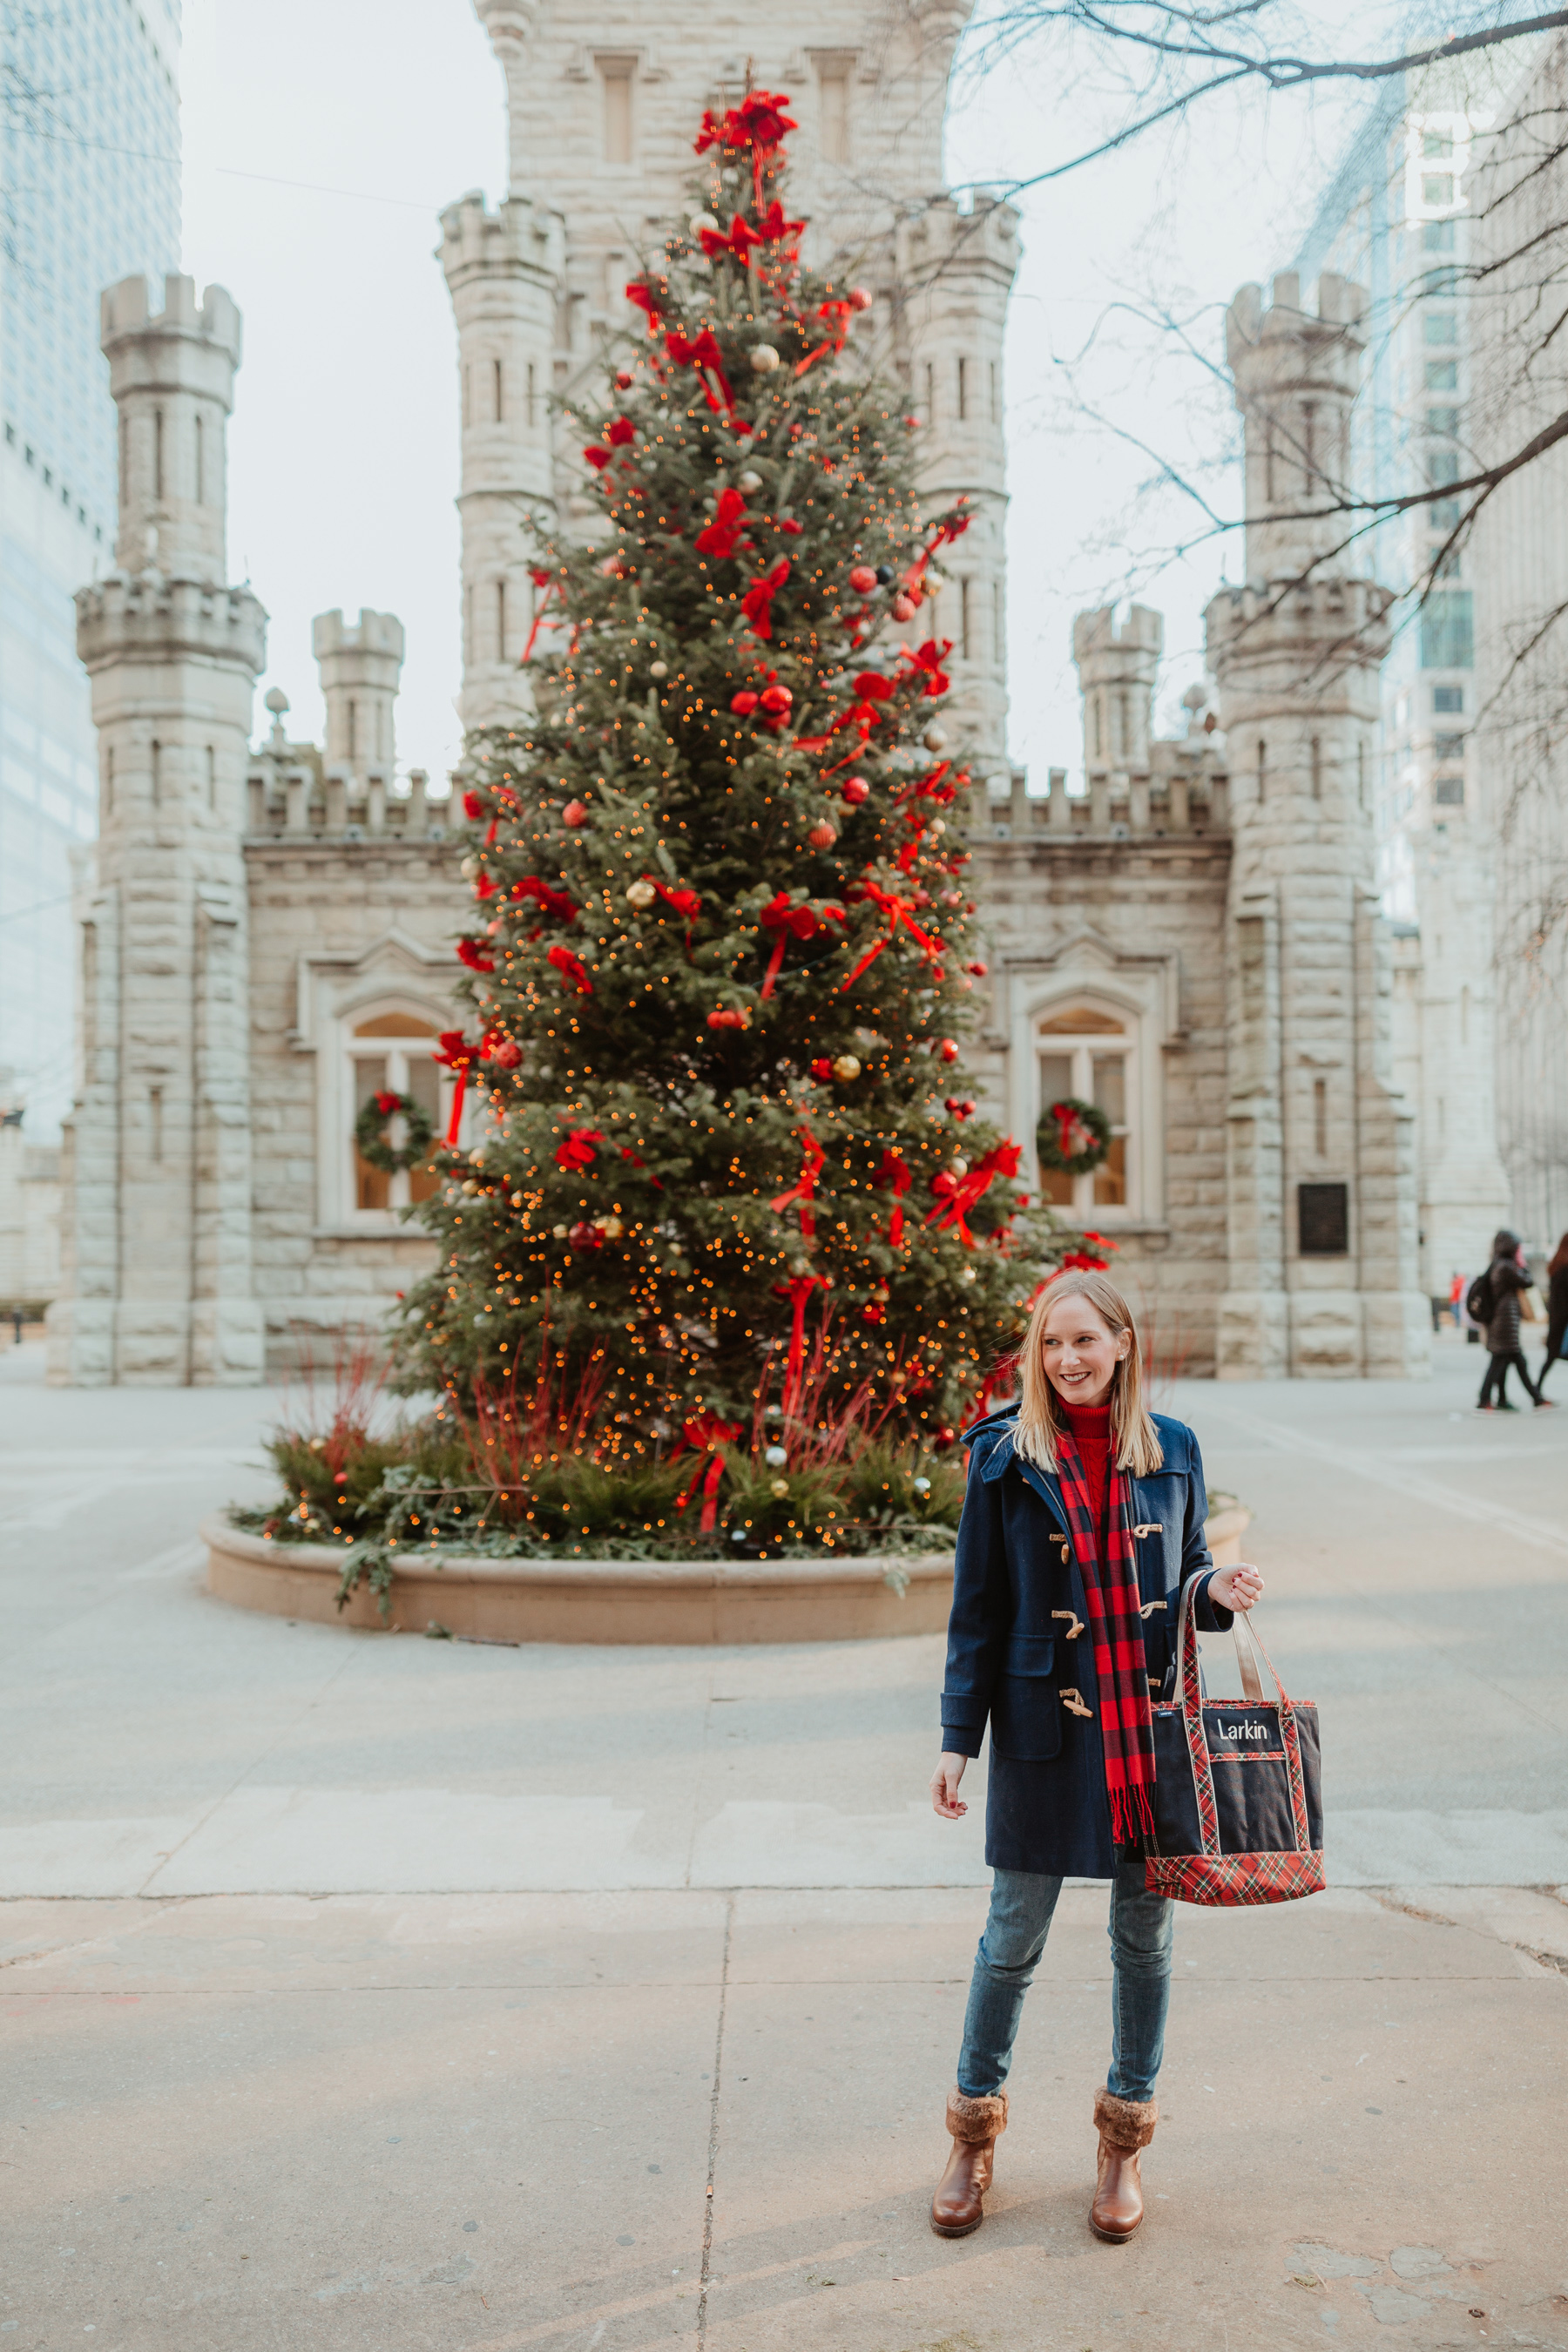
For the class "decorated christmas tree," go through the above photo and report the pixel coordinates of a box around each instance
[393,89,1069,1485]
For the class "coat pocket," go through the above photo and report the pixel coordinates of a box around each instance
[991,1635,1062,1762]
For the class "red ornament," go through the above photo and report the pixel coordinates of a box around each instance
[562,800,589,828]
[731,690,760,715]
[848,564,877,594]
[967,959,989,977]
[808,821,838,849]
[486,1038,523,1070]
[848,285,874,311]
[707,1007,749,1030]
[462,790,486,821]
[939,1037,959,1063]
[759,684,793,714]
[809,1058,834,1082]
[615,366,635,388]
[568,1221,604,1253]
[891,595,917,622]
[841,776,869,805]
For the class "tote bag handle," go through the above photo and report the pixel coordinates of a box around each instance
[1171,1573,1313,1862]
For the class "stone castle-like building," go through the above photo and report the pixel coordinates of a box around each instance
[49,1,1478,1384]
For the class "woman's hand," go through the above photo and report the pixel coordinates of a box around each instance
[930,1753,969,1819]
[1208,1564,1263,1612]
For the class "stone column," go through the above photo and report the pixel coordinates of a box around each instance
[47,274,267,1387]
[1207,273,1427,1376]
[1072,605,1161,792]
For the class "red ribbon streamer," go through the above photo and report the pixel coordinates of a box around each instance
[873,1148,912,1247]
[666,328,735,414]
[758,893,846,998]
[925,1141,1024,1248]
[521,574,556,665]
[670,1412,744,1532]
[774,1274,828,1412]
[741,558,791,640]
[839,878,947,990]
[794,298,855,378]
[433,1031,480,1148]
[769,1125,826,1240]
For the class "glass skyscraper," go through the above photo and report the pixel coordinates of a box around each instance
[0,2,182,1139]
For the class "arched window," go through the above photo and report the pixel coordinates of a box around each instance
[1035,1003,1133,1216]
[347,1007,447,1217]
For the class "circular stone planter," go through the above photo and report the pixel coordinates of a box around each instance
[202,1505,1253,1647]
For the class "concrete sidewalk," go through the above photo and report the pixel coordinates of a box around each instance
[1,1335,1565,2346]
[2,1882,1565,2349]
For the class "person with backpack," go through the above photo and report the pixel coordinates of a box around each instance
[1472,1232,1549,1409]
[1537,1233,1568,1397]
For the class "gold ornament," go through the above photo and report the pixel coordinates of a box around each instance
[649,659,668,679]
[831,1053,862,1081]
[598,1216,625,1238]
[625,880,657,910]
[552,1223,570,1239]
[770,1477,790,1499]
[923,726,948,752]
[749,344,781,374]
[949,1156,970,1179]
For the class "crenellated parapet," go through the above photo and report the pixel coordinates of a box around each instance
[76,573,266,679]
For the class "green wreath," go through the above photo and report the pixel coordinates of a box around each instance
[1036,1095,1112,1177]
[355,1088,436,1175]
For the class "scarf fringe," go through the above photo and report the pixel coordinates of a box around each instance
[1110,1783,1156,1849]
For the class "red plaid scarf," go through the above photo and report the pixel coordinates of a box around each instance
[1054,1432,1156,1847]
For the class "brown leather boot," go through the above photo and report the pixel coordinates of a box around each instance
[1089,2087,1156,2243]
[929,2088,1008,2238]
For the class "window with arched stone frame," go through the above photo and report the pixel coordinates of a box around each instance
[343,1004,449,1222]
[1034,999,1138,1220]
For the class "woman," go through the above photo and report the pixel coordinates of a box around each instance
[1477,1229,1542,1409]
[928,1269,1261,2246]
[1538,1233,1568,1398]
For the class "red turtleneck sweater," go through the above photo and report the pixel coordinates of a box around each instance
[1059,1397,1113,1531]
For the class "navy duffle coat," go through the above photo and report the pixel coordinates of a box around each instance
[940,1407,1233,1880]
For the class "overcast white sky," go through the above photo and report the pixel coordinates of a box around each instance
[179,1,1375,793]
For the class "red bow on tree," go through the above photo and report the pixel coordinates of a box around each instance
[695,487,752,559]
[758,892,847,997]
[665,327,734,413]
[694,90,798,155]
[625,278,667,326]
[927,1141,1024,1247]
[618,1144,664,1190]
[548,943,593,996]
[753,199,806,252]
[512,875,578,923]
[670,1411,745,1532]
[741,558,791,640]
[774,1272,828,1412]
[872,1148,913,1247]
[433,1031,481,1147]
[898,638,954,699]
[456,937,495,973]
[699,213,760,266]
[770,1125,826,1240]
[839,877,946,990]
[554,1126,602,1173]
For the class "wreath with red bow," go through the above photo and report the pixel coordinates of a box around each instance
[1036,1095,1112,1177]
[355,1089,436,1176]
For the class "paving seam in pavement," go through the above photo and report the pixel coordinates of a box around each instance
[695,1889,734,2349]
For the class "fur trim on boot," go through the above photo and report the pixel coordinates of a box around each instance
[946,2088,1008,2144]
[1093,2087,1157,2153]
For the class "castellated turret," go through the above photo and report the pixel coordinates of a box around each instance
[313,608,405,784]
[1072,605,1161,782]
[49,276,267,1390]
[896,194,1019,788]
[1204,274,1425,1382]
[439,194,564,733]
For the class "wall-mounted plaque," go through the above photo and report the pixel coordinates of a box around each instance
[1298,1181,1349,1257]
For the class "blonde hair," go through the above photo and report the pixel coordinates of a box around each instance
[1013,1268,1165,1477]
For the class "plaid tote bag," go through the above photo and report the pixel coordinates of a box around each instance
[1146,1573,1325,1905]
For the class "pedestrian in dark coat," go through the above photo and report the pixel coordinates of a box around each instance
[1537,1233,1568,1397]
[926,1269,1261,2250]
[1477,1229,1544,1409]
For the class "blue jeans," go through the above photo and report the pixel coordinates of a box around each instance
[956,1856,1173,2105]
